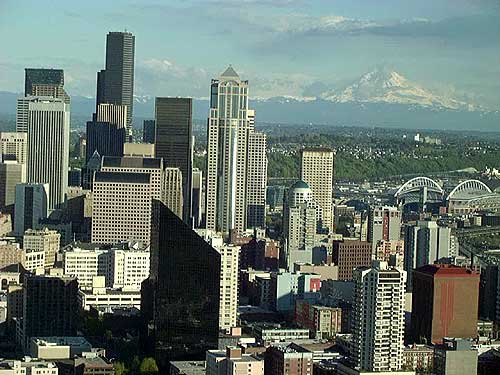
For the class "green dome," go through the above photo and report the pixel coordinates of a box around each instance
[290,180,310,190]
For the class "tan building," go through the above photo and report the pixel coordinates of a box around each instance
[0,212,12,236]
[123,142,155,157]
[264,344,313,375]
[375,239,404,269]
[1,132,27,163]
[293,263,339,281]
[91,171,152,245]
[100,156,164,201]
[164,167,183,219]
[23,228,60,268]
[95,103,127,129]
[206,347,264,375]
[0,240,24,269]
[295,300,342,339]
[300,148,334,232]
[214,244,240,331]
[402,345,434,372]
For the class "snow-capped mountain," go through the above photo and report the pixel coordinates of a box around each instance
[320,67,470,110]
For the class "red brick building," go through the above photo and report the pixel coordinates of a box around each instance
[333,240,372,280]
[411,264,479,344]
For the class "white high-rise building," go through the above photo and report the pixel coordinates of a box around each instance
[283,180,317,268]
[0,132,27,163]
[206,66,251,233]
[215,244,240,331]
[353,261,406,372]
[246,131,267,229]
[63,244,150,291]
[300,148,334,232]
[91,172,152,245]
[26,97,70,211]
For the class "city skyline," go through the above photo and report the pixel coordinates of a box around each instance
[1,1,499,108]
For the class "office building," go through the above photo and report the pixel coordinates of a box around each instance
[0,161,26,211]
[30,336,92,360]
[295,300,342,339]
[434,338,478,375]
[246,131,267,228]
[0,132,27,163]
[63,243,150,291]
[352,261,406,372]
[0,359,59,375]
[412,264,479,344]
[402,345,434,373]
[22,275,79,348]
[79,276,142,312]
[97,31,135,136]
[26,97,70,210]
[374,239,404,269]
[163,167,183,219]
[367,206,402,251]
[23,228,60,268]
[206,66,251,233]
[154,97,193,223]
[14,183,49,236]
[25,68,69,103]
[192,168,203,228]
[284,180,317,268]
[143,119,155,143]
[404,221,455,290]
[206,347,264,375]
[82,150,101,190]
[264,344,313,375]
[85,120,125,161]
[0,240,24,270]
[141,201,221,368]
[213,244,239,331]
[270,271,321,312]
[100,156,164,201]
[0,212,12,236]
[91,172,153,245]
[333,240,372,281]
[300,148,334,232]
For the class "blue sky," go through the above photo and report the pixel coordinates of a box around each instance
[1,0,499,106]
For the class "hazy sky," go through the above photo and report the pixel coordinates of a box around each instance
[1,0,499,106]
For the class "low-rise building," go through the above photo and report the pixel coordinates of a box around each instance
[206,347,264,375]
[30,337,92,360]
[170,361,206,375]
[0,359,59,375]
[433,338,477,375]
[402,344,434,372]
[264,343,313,375]
[78,276,141,312]
[255,327,310,345]
[295,300,342,339]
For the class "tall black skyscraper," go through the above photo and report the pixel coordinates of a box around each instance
[154,98,193,224]
[141,200,220,368]
[97,31,135,137]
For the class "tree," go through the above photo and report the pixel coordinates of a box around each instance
[138,357,159,375]
[114,362,128,375]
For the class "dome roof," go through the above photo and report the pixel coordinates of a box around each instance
[290,180,310,190]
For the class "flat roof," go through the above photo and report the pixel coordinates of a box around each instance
[102,156,161,169]
[94,171,150,184]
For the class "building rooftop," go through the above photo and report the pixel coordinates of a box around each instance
[102,156,161,169]
[221,65,239,78]
[94,171,150,184]
[416,264,479,276]
[32,336,91,347]
[290,180,310,190]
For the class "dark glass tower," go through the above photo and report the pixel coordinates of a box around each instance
[141,200,220,369]
[143,120,155,143]
[25,68,64,95]
[86,120,125,162]
[97,32,135,137]
[154,98,193,224]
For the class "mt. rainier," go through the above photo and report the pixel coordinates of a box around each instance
[319,67,471,110]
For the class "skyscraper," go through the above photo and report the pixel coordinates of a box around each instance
[206,66,251,233]
[412,264,479,344]
[214,244,239,331]
[154,97,193,224]
[0,161,26,212]
[24,68,70,104]
[192,168,203,228]
[86,120,125,161]
[14,183,49,236]
[26,97,70,211]
[163,167,183,219]
[97,32,135,137]
[353,261,406,372]
[141,200,221,368]
[246,130,267,228]
[300,148,334,232]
